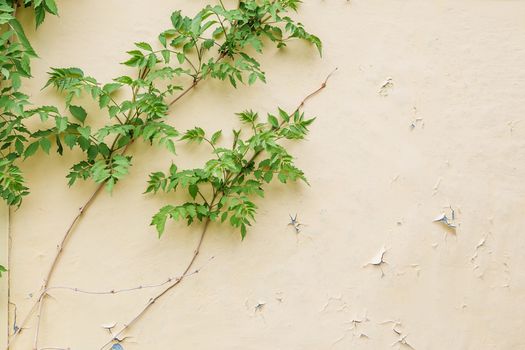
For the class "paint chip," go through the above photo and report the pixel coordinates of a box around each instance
[378,77,394,96]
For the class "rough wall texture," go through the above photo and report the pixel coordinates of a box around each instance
[7,0,525,349]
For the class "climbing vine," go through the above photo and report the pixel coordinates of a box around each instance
[149,107,316,238]
[0,0,57,274]
[0,0,57,207]
[2,1,330,349]
[29,1,321,193]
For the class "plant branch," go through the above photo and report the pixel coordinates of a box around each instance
[167,52,227,107]
[7,65,221,350]
[97,69,336,349]
[227,68,337,188]
[168,78,200,107]
[7,7,326,348]
[99,216,213,350]
[45,259,210,296]
[30,182,105,350]
[292,68,337,115]
[32,292,45,350]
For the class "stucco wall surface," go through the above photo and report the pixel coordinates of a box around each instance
[7,0,525,349]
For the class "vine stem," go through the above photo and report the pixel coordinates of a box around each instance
[43,263,207,296]
[168,52,226,107]
[15,51,230,347]
[30,183,105,350]
[8,63,212,350]
[8,67,337,350]
[97,68,337,349]
[293,67,337,114]
[169,79,200,107]
[99,217,211,350]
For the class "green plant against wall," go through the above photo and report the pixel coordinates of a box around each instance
[0,0,57,274]
[0,0,57,207]
[3,1,329,350]
[28,0,321,193]
[99,77,331,350]
[149,108,316,239]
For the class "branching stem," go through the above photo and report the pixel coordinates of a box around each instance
[99,216,212,350]
[97,69,336,349]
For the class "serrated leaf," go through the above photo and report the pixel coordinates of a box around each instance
[210,130,222,145]
[69,105,87,123]
[44,0,58,15]
[135,42,153,51]
[24,141,39,158]
[268,114,279,128]
[78,126,91,140]
[55,116,68,133]
[9,19,36,57]
[188,184,198,200]
[40,138,51,154]
[176,52,185,64]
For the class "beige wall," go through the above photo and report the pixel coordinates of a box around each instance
[7,0,525,349]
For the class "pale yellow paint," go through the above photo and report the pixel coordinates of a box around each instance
[7,0,525,349]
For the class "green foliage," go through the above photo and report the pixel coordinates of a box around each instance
[0,264,5,277]
[4,0,59,27]
[154,0,322,87]
[0,0,57,206]
[36,0,320,194]
[36,64,182,192]
[148,107,314,239]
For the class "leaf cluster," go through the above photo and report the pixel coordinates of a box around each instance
[30,0,320,196]
[153,0,322,87]
[0,0,57,206]
[148,107,314,239]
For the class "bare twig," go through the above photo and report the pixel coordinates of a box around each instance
[99,217,211,350]
[45,260,211,296]
[293,68,337,114]
[32,293,46,350]
[30,183,104,350]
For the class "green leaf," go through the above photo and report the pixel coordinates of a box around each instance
[63,134,76,149]
[176,52,185,64]
[135,42,153,51]
[103,83,122,95]
[87,145,98,159]
[55,116,68,133]
[263,171,273,183]
[24,141,39,158]
[248,72,257,85]
[268,114,279,128]
[165,139,176,154]
[181,127,205,143]
[210,130,222,145]
[278,108,290,122]
[188,184,198,200]
[69,105,87,123]
[78,126,91,140]
[35,5,46,27]
[9,19,37,57]
[44,0,59,15]
[99,95,110,108]
[240,223,247,239]
[39,138,51,154]
[161,50,170,63]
